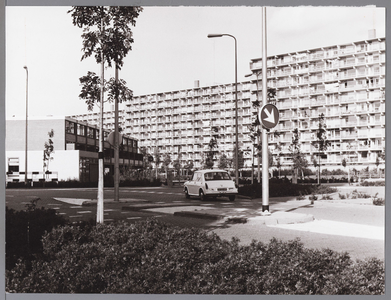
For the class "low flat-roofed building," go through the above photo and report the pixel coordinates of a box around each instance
[6,116,143,183]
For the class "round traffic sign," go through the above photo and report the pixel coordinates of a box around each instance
[107,131,123,145]
[259,103,280,129]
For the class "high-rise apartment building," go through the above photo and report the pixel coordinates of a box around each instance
[72,34,386,173]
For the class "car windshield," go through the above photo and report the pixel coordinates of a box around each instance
[204,172,231,181]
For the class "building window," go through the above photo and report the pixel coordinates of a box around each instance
[66,120,75,134]
[8,157,19,173]
[87,127,95,138]
[77,124,85,136]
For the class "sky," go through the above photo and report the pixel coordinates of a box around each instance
[5,5,386,119]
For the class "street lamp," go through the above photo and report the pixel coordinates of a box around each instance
[23,66,28,186]
[207,33,239,186]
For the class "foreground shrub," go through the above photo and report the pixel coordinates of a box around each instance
[6,219,384,294]
[360,180,385,186]
[239,182,316,198]
[6,200,68,270]
[313,185,338,195]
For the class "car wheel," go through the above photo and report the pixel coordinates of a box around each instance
[229,195,235,201]
[199,190,207,201]
[184,188,190,199]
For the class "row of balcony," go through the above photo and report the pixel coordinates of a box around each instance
[251,40,385,69]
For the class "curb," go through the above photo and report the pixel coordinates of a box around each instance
[173,211,224,220]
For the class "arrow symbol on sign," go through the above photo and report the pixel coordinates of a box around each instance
[264,107,275,124]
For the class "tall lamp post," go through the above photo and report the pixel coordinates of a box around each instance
[207,33,239,186]
[23,66,28,185]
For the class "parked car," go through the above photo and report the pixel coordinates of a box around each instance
[183,169,238,201]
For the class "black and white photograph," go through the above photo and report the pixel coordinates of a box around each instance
[3,1,388,296]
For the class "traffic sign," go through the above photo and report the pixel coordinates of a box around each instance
[259,103,280,129]
[107,131,123,146]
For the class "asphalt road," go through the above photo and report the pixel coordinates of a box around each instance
[5,184,385,260]
[5,186,264,226]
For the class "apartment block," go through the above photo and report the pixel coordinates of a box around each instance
[72,34,386,173]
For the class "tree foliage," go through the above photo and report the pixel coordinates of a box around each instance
[43,129,54,177]
[289,128,308,179]
[68,6,143,68]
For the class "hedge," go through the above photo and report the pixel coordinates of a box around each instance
[360,180,385,186]
[239,182,316,198]
[6,202,68,270]
[6,218,384,294]
[6,178,163,189]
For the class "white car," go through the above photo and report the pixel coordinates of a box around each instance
[183,169,238,201]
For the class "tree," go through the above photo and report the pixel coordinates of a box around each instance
[274,143,283,178]
[79,72,133,111]
[341,142,356,184]
[218,154,230,170]
[204,126,220,169]
[43,129,54,181]
[183,160,194,176]
[68,6,142,223]
[153,147,161,179]
[289,128,308,183]
[162,153,172,177]
[311,113,331,185]
[232,146,245,176]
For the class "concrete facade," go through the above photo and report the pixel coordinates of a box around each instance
[72,34,386,174]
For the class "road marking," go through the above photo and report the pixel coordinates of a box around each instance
[58,212,66,215]
[127,217,142,220]
[77,211,92,214]
[70,206,82,209]
[69,215,82,218]
[104,209,117,212]
[268,220,384,240]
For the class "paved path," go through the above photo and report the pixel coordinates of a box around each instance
[210,199,384,261]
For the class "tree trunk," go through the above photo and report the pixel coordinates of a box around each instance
[97,17,105,224]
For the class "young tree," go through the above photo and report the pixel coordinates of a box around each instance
[232,146,245,177]
[341,142,357,184]
[311,113,331,185]
[69,6,142,223]
[183,160,194,176]
[162,153,172,178]
[43,130,54,181]
[218,154,230,170]
[289,128,308,183]
[204,126,220,169]
[153,147,161,179]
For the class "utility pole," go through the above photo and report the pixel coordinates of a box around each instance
[261,7,270,215]
[114,63,119,202]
